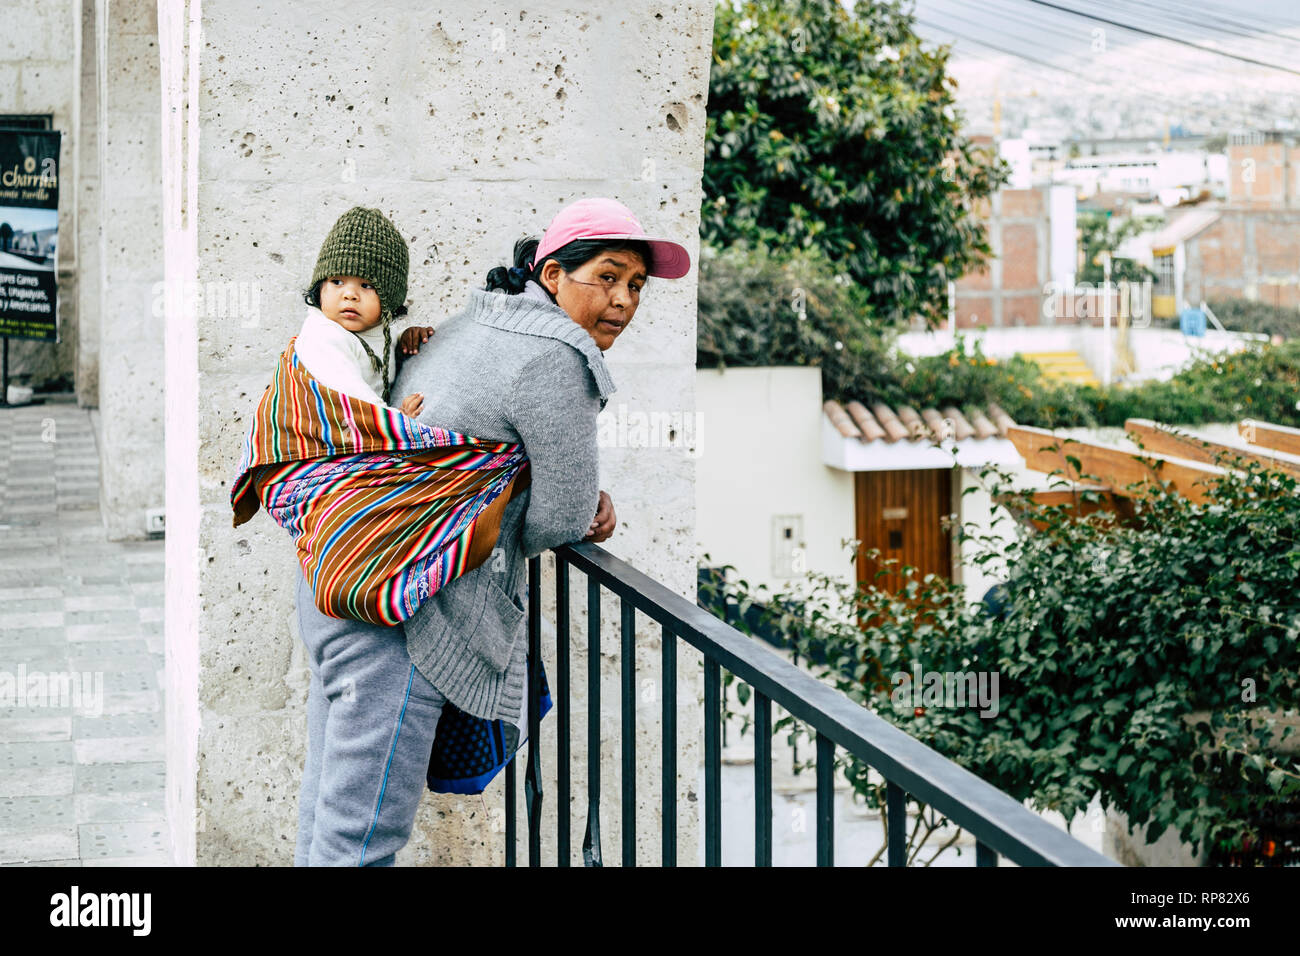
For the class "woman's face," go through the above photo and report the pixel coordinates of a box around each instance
[539,248,647,351]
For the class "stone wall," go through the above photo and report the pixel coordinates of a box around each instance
[165,0,715,865]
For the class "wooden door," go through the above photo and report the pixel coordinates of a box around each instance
[854,468,954,596]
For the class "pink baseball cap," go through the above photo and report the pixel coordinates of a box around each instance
[528,197,691,279]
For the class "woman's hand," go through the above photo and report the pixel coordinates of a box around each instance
[399,392,424,417]
[583,490,616,543]
[400,325,436,355]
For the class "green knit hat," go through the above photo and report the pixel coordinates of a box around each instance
[310,206,409,320]
[310,206,409,405]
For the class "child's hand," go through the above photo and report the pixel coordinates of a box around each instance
[400,392,424,417]
[400,326,436,355]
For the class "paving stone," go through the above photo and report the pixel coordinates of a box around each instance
[65,574,132,588]
[0,716,72,743]
[63,594,133,612]
[0,828,79,865]
[74,791,164,825]
[92,691,160,716]
[79,820,169,859]
[67,654,158,674]
[75,761,165,795]
[0,700,73,720]
[0,741,76,770]
[0,627,68,646]
[74,713,161,739]
[2,766,74,797]
[0,611,63,629]
[65,623,141,642]
[0,597,64,614]
[0,644,70,668]
[82,852,171,867]
[74,737,164,764]
[0,570,63,588]
[64,611,141,631]
[65,637,151,658]
[0,857,81,867]
[0,794,75,830]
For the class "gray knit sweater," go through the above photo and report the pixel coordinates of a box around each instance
[390,280,613,725]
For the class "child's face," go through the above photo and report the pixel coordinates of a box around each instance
[319,275,382,331]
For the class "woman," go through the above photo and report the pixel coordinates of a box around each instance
[292,197,691,866]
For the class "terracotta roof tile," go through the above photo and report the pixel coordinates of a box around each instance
[844,400,887,441]
[825,398,1016,444]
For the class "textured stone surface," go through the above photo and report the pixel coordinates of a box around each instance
[169,0,715,865]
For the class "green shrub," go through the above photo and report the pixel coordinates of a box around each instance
[705,446,1300,862]
[697,240,902,402]
[1208,298,1300,341]
[1087,339,1300,428]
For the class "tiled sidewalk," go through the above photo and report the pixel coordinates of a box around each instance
[0,398,170,866]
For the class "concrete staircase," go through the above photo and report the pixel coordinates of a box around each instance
[1019,350,1100,387]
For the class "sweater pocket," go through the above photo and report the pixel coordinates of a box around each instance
[473,576,527,673]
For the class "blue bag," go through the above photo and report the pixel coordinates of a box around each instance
[426,655,553,794]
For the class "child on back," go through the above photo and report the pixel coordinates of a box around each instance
[294,206,436,416]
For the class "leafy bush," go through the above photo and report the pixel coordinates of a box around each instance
[702,444,1300,862]
[697,241,902,402]
[1208,298,1300,341]
[879,334,1097,429]
[1085,339,1300,428]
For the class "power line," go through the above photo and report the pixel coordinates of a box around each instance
[1018,0,1300,76]
[911,9,1298,131]
[936,0,1300,126]
[1089,0,1300,47]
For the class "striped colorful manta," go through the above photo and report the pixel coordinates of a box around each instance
[230,337,531,626]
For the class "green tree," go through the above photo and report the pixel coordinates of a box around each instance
[1077,210,1157,285]
[704,0,1009,328]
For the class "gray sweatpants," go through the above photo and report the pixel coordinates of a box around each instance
[294,567,446,866]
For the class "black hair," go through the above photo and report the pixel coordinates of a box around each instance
[484,236,655,298]
[303,278,408,319]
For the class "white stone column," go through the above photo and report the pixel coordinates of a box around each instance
[95,0,165,540]
[170,1,714,865]
[159,0,200,868]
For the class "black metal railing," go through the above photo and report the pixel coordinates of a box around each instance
[503,541,1119,867]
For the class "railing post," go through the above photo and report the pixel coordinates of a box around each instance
[755,689,772,866]
[620,596,636,866]
[555,554,571,866]
[704,655,721,866]
[582,576,603,866]
[504,750,515,867]
[661,623,676,867]
[815,732,834,866]
[887,780,907,867]
[526,555,543,866]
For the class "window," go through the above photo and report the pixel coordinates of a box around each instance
[1153,253,1175,296]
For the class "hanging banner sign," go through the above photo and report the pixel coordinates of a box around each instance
[0,128,61,342]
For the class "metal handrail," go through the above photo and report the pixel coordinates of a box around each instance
[504,541,1119,867]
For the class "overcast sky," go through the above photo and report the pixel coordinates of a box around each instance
[892,0,1300,131]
